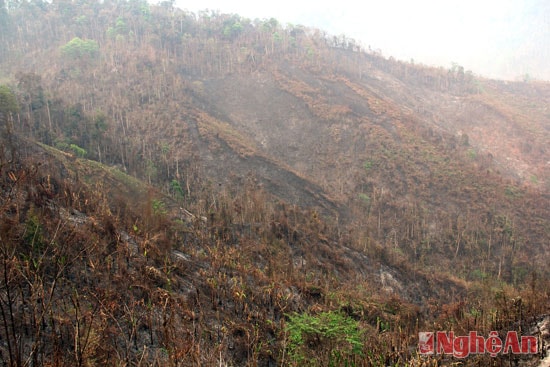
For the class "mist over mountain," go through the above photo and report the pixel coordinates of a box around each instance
[179,0,550,81]
[475,0,550,80]
[0,0,549,365]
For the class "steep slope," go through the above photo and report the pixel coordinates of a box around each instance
[1,0,548,280]
[1,129,548,367]
[0,133,477,366]
[184,63,550,277]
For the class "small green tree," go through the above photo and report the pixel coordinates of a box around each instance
[0,85,19,135]
[61,37,99,60]
[169,179,184,200]
[114,17,128,35]
[0,85,18,116]
[223,20,243,40]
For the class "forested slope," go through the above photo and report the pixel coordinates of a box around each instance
[0,0,549,365]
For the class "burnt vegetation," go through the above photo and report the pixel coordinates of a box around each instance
[0,0,549,366]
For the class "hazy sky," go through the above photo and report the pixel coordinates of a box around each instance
[174,0,549,81]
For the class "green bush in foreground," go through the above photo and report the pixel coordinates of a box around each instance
[285,310,363,366]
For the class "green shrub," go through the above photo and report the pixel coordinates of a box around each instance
[69,143,87,158]
[285,311,363,366]
[152,199,167,216]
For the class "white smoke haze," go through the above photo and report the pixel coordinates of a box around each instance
[176,0,549,81]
